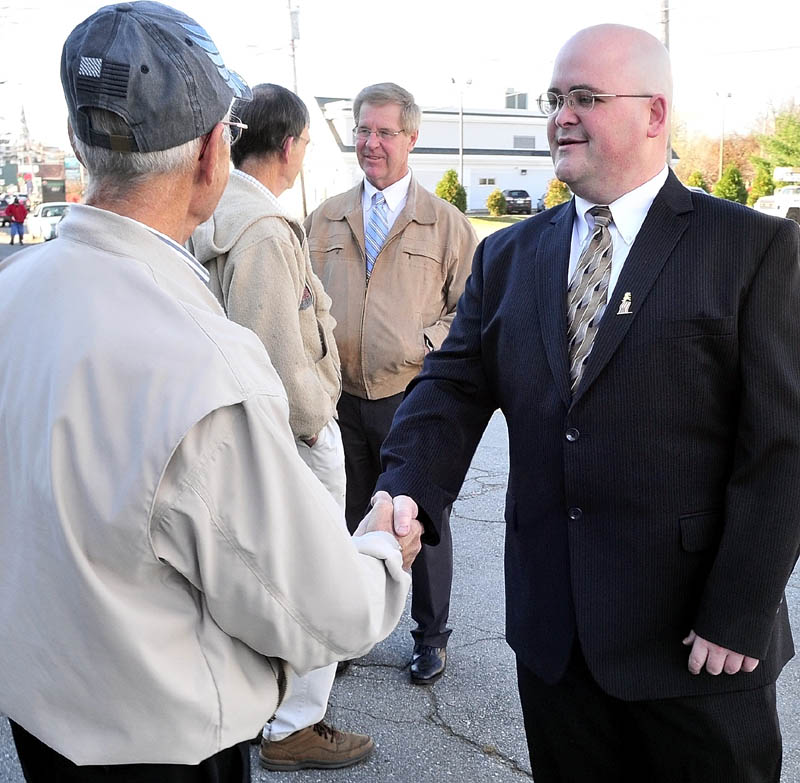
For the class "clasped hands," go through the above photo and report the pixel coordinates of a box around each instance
[353,491,422,571]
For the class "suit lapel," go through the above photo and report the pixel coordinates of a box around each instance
[571,171,693,405]
[536,202,575,408]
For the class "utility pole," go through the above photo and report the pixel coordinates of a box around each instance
[288,1,307,218]
[718,92,732,181]
[661,1,671,166]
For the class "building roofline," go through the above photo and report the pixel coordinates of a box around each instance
[314,96,548,120]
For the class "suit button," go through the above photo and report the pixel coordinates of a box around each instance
[568,507,583,520]
[565,428,580,442]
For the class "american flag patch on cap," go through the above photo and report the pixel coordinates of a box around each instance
[78,56,102,78]
[76,58,130,98]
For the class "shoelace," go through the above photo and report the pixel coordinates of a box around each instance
[312,721,339,743]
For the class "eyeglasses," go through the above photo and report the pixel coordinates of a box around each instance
[198,113,248,160]
[295,134,311,147]
[352,127,405,142]
[222,115,247,146]
[536,90,654,116]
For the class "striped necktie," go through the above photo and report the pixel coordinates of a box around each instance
[364,192,389,280]
[567,205,613,392]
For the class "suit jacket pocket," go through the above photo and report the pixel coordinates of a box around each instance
[660,316,735,339]
[679,510,723,552]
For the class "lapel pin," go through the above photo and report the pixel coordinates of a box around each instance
[617,292,632,315]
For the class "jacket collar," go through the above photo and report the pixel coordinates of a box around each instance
[320,176,438,226]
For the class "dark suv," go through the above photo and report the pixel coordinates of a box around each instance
[502,189,531,215]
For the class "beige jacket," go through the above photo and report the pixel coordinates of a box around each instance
[190,171,340,441]
[0,205,410,765]
[305,177,477,399]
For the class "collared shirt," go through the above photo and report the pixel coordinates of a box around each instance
[569,165,669,299]
[362,168,412,233]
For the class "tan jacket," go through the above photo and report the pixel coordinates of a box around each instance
[190,171,341,440]
[0,205,410,765]
[305,177,477,399]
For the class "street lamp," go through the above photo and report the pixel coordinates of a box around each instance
[451,78,471,189]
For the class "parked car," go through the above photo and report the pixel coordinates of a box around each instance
[753,185,800,223]
[26,202,71,241]
[53,205,72,239]
[0,194,30,227]
[502,189,532,215]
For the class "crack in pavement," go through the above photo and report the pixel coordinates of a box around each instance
[330,672,532,779]
[453,513,506,524]
[425,688,533,778]
[327,701,424,729]
[451,635,507,651]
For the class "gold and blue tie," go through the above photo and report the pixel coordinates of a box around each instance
[567,205,613,392]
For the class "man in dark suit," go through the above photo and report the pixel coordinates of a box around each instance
[375,24,800,782]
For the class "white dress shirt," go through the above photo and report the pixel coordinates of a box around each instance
[569,165,669,300]
[362,168,413,233]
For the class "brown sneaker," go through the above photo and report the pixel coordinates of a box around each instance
[258,721,374,771]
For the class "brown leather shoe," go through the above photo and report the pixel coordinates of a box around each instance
[258,721,374,771]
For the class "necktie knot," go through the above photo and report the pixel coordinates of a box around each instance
[373,192,386,209]
[589,205,612,229]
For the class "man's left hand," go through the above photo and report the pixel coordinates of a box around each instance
[683,630,760,675]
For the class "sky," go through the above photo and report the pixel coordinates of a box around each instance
[1,0,798,149]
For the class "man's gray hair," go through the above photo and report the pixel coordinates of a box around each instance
[71,108,203,201]
[353,83,421,134]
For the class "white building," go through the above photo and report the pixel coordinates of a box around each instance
[282,95,556,216]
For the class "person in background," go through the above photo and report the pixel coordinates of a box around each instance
[305,82,477,686]
[190,82,373,771]
[7,196,27,244]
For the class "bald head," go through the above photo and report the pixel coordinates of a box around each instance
[562,25,672,107]
[546,24,672,203]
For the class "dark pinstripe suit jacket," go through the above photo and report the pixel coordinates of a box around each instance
[377,170,800,700]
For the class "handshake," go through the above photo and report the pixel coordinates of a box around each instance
[353,490,424,571]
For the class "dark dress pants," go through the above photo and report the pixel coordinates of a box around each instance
[10,720,250,783]
[516,646,781,783]
[338,390,453,648]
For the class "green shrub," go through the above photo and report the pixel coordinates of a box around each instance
[686,171,709,192]
[544,178,571,208]
[486,188,507,216]
[713,164,747,204]
[435,169,467,213]
[747,161,774,206]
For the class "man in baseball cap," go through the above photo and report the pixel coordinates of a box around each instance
[0,3,422,781]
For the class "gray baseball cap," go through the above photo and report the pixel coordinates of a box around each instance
[61,1,251,153]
